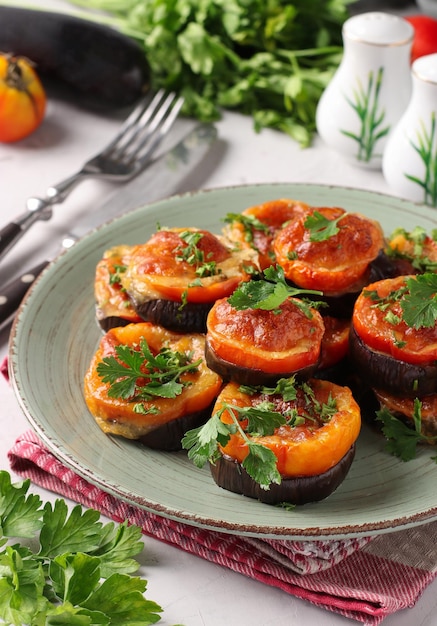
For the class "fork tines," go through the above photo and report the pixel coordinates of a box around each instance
[104,89,185,167]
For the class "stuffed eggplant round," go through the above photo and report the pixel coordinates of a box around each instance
[222,198,311,269]
[374,388,437,440]
[274,206,384,294]
[205,296,325,385]
[121,227,257,332]
[84,322,223,450]
[350,275,437,397]
[94,244,142,331]
[206,378,361,504]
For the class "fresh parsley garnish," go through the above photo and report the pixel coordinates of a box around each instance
[401,273,437,329]
[108,263,127,286]
[303,210,346,241]
[387,226,437,273]
[175,230,220,277]
[375,401,437,462]
[0,471,162,625]
[182,377,337,490]
[364,273,437,330]
[96,337,201,406]
[223,213,270,247]
[228,265,323,316]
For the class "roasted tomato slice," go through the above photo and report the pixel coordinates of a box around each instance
[122,228,257,305]
[352,275,437,366]
[318,316,350,370]
[215,379,361,478]
[274,207,384,293]
[94,244,143,329]
[374,388,437,440]
[223,198,311,269]
[84,322,223,441]
[206,296,325,376]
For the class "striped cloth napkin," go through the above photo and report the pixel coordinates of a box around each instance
[7,429,437,626]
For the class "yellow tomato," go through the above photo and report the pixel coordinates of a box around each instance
[0,53,46,143]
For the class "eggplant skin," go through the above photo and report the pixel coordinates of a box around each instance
[205,338,318,386]
[349,325,437,398]
[96,314,132,333]
[133,298,212,334]
[209,445,356,505]
[368,250,415,281]
[138,406,215,452]
[0,6,150,109]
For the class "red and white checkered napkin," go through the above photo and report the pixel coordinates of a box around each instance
[8,430,437,626]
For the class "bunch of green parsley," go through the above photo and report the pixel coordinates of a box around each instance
[68,0,355,146]
[0,471,163,625]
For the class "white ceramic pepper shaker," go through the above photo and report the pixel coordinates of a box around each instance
[316,12,414,169]
[382,54,437,208]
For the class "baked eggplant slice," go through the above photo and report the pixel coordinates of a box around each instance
[94,245,143,331]
[222,198,311,270]
[183,378,361,505]
[274,206,384,294]
[350,274,437,398]
[84,322,223,450]
[122,227,258,333]
[205,295,325,385]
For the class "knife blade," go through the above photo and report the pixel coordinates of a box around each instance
[0,122,217,331]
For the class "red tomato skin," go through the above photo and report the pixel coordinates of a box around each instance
[0,54,46,143]
[405,16,437,62]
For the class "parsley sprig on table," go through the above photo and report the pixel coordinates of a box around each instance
[96,337,201,409]
[228,265,323,315]
[376,402,437,462]
[182,377,337,489]
[0,471,162,625]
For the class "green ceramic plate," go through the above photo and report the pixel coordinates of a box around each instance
[9,183,437,539]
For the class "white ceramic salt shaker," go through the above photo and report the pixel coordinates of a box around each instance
[316,12,414,169]
[382,54,437,208]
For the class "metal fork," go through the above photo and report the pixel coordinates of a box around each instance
[0,89,184,261]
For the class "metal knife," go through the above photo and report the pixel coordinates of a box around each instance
[0,122,217,330]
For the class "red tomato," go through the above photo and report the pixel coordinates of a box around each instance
[0,53,46,142]
[405,15,437,62]
[223,198,311,270]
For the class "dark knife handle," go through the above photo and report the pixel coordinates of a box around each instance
[0,222,23,261]
[0,260,49,330]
